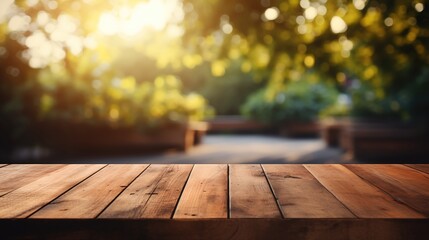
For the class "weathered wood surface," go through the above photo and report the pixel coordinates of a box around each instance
[0,164,65,196]
[406,164,429,175]
[0,164,428,239]
[345,164,429,217]
[99,164,193,218]
[305,164,424,218]
[229,164,281,218]
[174,164,228,218]
[263,164,354,218]
[0,164,105,218]
[31,164,149,218]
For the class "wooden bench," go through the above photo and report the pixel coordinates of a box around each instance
[39,121,209,152]
[339,121,429,160]
[208,115,270,133]
[0,164,428,239]
[189,121,209,146]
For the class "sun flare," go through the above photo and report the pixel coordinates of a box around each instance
[97,0,183,36]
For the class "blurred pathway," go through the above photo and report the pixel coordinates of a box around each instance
[28,134,357,164]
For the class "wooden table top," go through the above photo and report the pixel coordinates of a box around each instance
[1,164,428,220]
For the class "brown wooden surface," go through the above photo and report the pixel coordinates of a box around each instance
[0,164,428,220]
[31,164,149,218]
[0,164,7,168]
[208,116,269,132]
[263,164,355,218]
[0,164,65,196]
[305,164,424,218]
[1,164,428,239]
[405,164,429,175]
[229,164,281,218]
[174,164,228,218]
[345,164,429,217]
[0,164,105,218]
[2,219,429,240]
[99,164,192,218]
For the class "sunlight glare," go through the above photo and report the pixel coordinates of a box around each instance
[264,7,280,21]
[98,13,120,36]
[98,0,183,36]
[353,0,367,11]
[8,14,31,32]
[304,6,318,20]
[415,3,424,12]
[330,16,347,34]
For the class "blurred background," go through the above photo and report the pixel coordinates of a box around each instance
[1,0,428,163]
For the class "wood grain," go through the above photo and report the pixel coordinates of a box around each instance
[229,164,281,218]
[174,164,227,218]
[0,164,66,196]
[0,164,8,168]
[31,164,149,218]
[405,164,429,175]
[0,164,105,218]
[263,164,355,218]
[346,164,429,216]
[305,164,424,218]
[99,164,192,218]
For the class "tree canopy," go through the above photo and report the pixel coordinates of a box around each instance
[1,0,428,148]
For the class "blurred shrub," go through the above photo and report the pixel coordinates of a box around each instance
[36,72,213,130]
[242,72,338,123]
[349,66,429,121]
[319,94,351,119]
[198,60,264,115]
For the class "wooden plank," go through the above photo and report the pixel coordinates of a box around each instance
[346,164,429,217]
[0,164,66,196]
[304,164,424,218]
[405,164,429,175]
[0,164,8,168]
[263,164,355,218]
[2,219,429,240]
[0,164,105,218]
[229,164,281,218]
[30,164,149,218]
[99,164,193,218]
[174,164,227,218]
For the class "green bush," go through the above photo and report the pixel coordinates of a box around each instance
[349,66,429,121]
[242,73,338,123]
[177,60,264,115]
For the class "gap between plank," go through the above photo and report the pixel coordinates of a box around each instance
[303,165,358,218]
[343,165,428,217]
[0,164,9,169]
[26,164,109,218]
[227,164,230,219]
[170,164,195,219]
[95,164,152,219]
[260,164,285,219]
[402,164,429,178]
[0,165,68,198]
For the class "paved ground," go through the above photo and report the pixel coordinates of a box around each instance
[10,134,357,164]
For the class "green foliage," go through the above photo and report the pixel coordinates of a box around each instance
[242,73,338,123]
[349,66,429,120]
[182,0,429,120]
[349,82,406,119]
[34,66,213,130]
[405,67,429,119]
[1,0,429,151]
[197,60,264,115]
[319,99,351,119]
[0,0,215,150]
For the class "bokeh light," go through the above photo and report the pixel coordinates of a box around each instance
[264,7,280,21]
